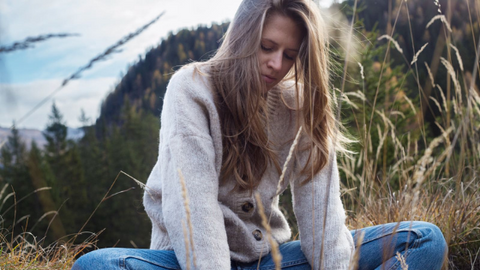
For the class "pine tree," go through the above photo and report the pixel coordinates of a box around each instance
[43,103,88,237]
[44,103,68,158]
[0,125,38,234]
[27,141,66,242]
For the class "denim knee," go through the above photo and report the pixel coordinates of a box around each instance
[416,222,448,257]
[421,222,448,250]
[71,251,91,270]
[71,248,120,270]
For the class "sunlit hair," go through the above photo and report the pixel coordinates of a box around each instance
[194,0,349,191]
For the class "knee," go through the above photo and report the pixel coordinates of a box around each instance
[71,251,92,270]
[419,222,447,245]
[416,222,448,258]
[71,248,118,270]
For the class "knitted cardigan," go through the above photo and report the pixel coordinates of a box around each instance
[143,64,354,269]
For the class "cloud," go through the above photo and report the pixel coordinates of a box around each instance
[0,77,117,130]
[0,0,333,130]
[0,0,244,83]
[0,0,245,129]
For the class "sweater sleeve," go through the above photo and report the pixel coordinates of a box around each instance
[291,150,354,269]
[161,134,230,270]
[144,66,231,269]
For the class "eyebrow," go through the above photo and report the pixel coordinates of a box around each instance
[262,38,299,52]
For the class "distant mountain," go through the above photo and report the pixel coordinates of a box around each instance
[0,127,84,149]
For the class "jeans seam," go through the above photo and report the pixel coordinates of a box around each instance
[361,228,422,244]
[123,255,180,270]
[409,229,423,249]
[385,229,423,270]
[241,258,309,270]
[119,257,126,269]
[281,258,309,267]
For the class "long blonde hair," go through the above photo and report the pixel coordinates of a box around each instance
[197,0,346,190]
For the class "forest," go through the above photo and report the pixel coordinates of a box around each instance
[1,0,479,269]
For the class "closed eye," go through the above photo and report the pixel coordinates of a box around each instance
[261,44,272,51]
[284,54,294,60]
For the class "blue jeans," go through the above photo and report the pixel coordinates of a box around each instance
[72,221,447,270]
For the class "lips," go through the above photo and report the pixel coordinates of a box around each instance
[262,75,276,84]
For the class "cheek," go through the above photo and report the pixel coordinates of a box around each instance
[257,51,267,66]
[281,61,294,75]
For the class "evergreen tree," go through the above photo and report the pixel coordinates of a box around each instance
[43,103,88,237]
[44,103,68,158]
[95,102,156,247]
[27,141,66,242]
[0,125,38,234]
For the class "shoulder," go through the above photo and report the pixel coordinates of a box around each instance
[163,63,215,109]
[161,63,218,138]
[167,63,211,94]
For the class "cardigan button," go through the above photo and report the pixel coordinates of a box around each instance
[252,230,263,241]
[241,202,254,213]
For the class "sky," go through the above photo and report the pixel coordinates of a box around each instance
[0,0,334,130]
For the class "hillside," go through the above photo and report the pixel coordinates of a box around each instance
[96,22,229,128]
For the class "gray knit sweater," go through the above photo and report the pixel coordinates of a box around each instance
[143,65,354,269]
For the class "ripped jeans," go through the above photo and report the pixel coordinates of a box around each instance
[71,221,447,270]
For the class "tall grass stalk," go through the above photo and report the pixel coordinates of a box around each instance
[178,169,197,270]
[339,1,480,269]
[255,193,282,270]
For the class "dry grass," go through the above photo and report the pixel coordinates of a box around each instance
[255,193,282,270]
[0,228,97,269]
[0,171,143,269]
[178,169,196,270]
[337,1,480,269]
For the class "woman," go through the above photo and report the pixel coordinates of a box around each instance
[72,0,447,269]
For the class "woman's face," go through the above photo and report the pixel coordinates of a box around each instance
[258,13,304,91]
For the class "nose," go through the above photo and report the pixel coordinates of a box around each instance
[267,52,282,71]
